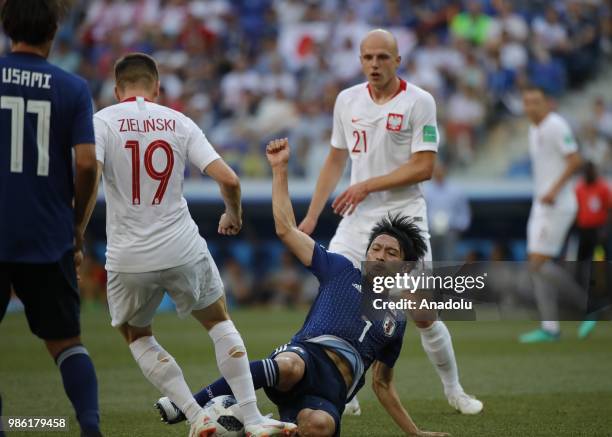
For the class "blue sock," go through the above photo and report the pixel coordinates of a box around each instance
[56,346,100,433]
[194,358,279,407]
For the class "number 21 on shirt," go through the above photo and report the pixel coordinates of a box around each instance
[124,139,174,205]
[352,129,367,154]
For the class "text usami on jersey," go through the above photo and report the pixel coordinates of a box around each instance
[94,97,220,273]
[330,80,439,216]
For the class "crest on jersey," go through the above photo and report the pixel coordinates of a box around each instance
[386,113,403,131]
[383,314,397,337]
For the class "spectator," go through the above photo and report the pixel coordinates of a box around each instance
[592,98,612,141]
[532,6,570,55]
[242,142,269,179]
[580,123,610,174]
[424,163,472,261]
[574,162,610,289]
[450,0,493,46]
[488,0,529,44]
[499,30,528,72]
[264,250,304,308]
[445,84,486,164]
[404,57,444,99]
[49,35,81,73]
[527,45,566,97]
[563,0,600,86]
[220,55,260,115]
[485,48,517,112]
[221,256,255,307]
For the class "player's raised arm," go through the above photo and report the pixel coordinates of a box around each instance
[266,138,315,266]
[299,146,348,234]
[299,90,349,233]
[371,361,450,437]
[204,159,242,235]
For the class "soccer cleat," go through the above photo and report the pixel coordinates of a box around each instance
[578,320,597,339]
[447,391,483,415]
[344,396,362,416]
[244,417,298,437]
[188,412,216,437]
[518,328,560,343]
[155,396,186,424]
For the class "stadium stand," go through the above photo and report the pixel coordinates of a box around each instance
[2,0,610,308]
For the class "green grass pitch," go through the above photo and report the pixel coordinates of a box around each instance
[1,309,611,436]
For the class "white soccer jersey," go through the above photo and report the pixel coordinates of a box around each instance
[528,112,578,211]
[331,79,439,221]
[94,97,220,273]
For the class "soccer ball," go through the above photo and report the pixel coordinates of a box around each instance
[203,395,244,437]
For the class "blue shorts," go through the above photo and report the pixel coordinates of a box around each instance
[265,341,347,437]
[0,250,80,340]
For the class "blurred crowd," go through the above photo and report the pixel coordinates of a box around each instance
[2,0,611,174]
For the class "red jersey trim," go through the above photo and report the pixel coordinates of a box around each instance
[366,77,407,100]
[121,96,153,103]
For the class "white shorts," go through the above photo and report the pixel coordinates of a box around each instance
[329,212,432,267]
[527,203,576,257]
[106,252,224,328]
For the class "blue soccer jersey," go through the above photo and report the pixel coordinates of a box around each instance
[292,244,406,393]
[0,52,95,263]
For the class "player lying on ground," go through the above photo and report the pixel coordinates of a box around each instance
[89,53,296,437]
[156,139,449,437]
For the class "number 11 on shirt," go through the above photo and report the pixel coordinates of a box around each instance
[124,139,174,205]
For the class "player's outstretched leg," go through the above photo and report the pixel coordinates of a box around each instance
[417,320,483,415]
[193,299,297,436]
[46,339,102,437]
[123,325,215,436]
[156,357,280,424]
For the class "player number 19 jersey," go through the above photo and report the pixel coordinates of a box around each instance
[94,97,220,273]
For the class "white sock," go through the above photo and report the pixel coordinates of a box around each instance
[129,336,202,423]
[541,320,560,333]
[531,268,560,334]
[209,320,263,426]
[419,321,462,396]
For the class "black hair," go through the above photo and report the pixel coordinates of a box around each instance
[521,84,549,97]
[0,0,67,46]
[584,161,597,185]
[114,53,159,90]
[367,214,427,261]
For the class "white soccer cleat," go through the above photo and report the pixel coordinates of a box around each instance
[188,411,216,437]
[344,396,361,416]
[447,391,483,415]
[155,396,186,424]
[244,417,298,437]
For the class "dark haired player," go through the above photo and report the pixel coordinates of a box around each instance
[0,1,102,436]
[156,139,449,437]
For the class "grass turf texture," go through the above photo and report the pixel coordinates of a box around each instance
[1,309,611,436]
